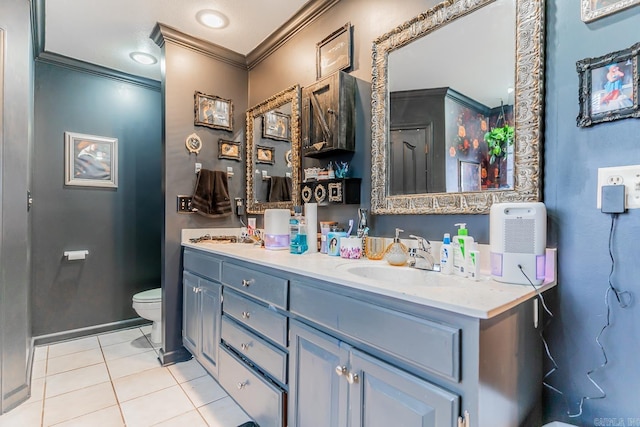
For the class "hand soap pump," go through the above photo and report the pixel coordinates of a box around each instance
[385,228,409,266]
[453,223,474,277]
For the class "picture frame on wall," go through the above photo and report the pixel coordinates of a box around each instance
[256,145,275,164]
[581,0,640,22]
[218,139,242,161]
[576,42,640,127]
[194,91,233,131]
[65,131,118,188]
[262,111,291,141]
[316,22,352,80]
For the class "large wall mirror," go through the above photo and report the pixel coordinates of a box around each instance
[371,0,544,214]
[246,85,301,214]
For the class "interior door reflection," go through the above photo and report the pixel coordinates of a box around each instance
[390,126,433,195]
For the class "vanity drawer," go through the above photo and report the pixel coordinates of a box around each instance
[222,263,288,309]
[290,282,460,382]
[223,288,288,347]
[183,249,221,282]
[222,315,287,385]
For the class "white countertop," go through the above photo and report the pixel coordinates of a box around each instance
[182,240,557,320]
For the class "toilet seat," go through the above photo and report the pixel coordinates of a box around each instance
[133,288,161,303]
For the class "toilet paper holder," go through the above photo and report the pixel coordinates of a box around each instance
[64,250,89,260]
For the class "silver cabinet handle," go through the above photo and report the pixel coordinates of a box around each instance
[237,381,248,390]
[241,343,250,351]
[347,372,359,384]
[242,279,255,287]
[241,311,251,319]
[335,365,347,376]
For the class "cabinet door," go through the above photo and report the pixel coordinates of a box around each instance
[289,320,349,427]
[182,271,200,355]
[199,279,222,378]
[348,349,459,427]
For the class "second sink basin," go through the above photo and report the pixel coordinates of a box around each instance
[337,263,432,284]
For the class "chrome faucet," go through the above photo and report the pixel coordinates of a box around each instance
[408,235,438,271]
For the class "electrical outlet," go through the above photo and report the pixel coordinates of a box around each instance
[597,165,640,209]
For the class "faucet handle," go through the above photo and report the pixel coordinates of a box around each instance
[409,235,431,252]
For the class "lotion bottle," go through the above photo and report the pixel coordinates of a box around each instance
[468,242,480,281]
[453,223,474,277]
[440,233,453,275]
[385,228,409,266]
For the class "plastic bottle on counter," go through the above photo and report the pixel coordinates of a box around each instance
[289,206,308,254]
[453,223,474,277]
[468,242,480,281]
[440,233,453,275]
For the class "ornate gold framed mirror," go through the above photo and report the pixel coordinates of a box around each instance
[370,0,544,214]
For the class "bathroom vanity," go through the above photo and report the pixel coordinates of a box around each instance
[181,242,556,427]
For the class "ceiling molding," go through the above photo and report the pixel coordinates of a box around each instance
[31,0,46,58]
[246,0,340,70]
[36,52,161,91]
[151,23,248,70]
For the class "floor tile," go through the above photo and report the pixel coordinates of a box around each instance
[45,363,110,398]
[46,347,104,376]
[49,405,124,427]
[181,374,227,408]
[48,336,99,359]
[112,367,177,403]
[105,349,160,380]
[0,400,43,427]
[43,382,117,426]
[33,345,48,362]
[101,337,152,362]
[198,396,251,427]
[152,409,208,427]
[32,359,47,380]
[120,385,195,427]
[167,358,207,384]
[98,328,145,348]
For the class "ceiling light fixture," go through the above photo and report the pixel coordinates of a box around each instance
[129,52,157,65]
[196,9,229,29]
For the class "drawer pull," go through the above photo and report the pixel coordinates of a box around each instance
[347,372,359,384]
[241,343,250,351]
[241,311,251,319]
[237,381,248,390]
[242,279,255,287]
[335,365,347,376]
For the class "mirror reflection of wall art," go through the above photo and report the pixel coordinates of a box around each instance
[316,22,352,80]
[581,0,640,22]
[256,145,275,164]
[577,42,640,127]
[262,111,291,141]
[459,160,481,192]
[218,139,241,161]
[65,132,118,188]
[194,91,233,131]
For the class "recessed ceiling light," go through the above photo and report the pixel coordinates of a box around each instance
[196,9,229,29]
[129,52,157,65]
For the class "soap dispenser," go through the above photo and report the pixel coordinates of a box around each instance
[385,228,409,266]
[453,223,474,277]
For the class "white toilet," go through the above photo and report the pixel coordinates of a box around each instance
[132,288,162,344]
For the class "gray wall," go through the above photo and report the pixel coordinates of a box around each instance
[160,32,248,363]
[544,1,640,423]
[32,61,162,336]
[0,0,33,413]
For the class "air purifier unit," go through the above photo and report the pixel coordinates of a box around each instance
[490,202,547,286]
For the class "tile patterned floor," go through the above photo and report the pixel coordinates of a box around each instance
[0,326,252,427]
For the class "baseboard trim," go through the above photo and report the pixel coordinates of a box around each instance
[32,318,151,346]
[158,346,192,367]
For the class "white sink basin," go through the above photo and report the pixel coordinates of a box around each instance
[337,263,432,284]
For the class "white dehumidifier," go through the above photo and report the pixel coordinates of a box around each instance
[490,202,547,286]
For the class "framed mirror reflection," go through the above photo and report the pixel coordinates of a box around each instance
[246,85,301,214]
[371,0,544,214]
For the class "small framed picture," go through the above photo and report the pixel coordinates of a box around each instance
[194,91,233,131]
[256,145,275,164]
[581,0,640,22]
[459,160,481,192]
[65,132,118,188]
[218,139,241,161]
[576,42,640,127]
[316,22,352,80]
[262,111,291,141]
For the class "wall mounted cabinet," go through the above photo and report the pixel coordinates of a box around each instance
[300,178,361,205]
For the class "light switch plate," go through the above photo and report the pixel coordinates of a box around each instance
[597,165,640,209]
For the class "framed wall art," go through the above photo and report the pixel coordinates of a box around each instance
[576,42,640,127]
[194,91,233,131]
[581,0,640,22]
[256,145,275,164]
[218,139,241,161]
[262,111,291,141]
[316,22,352,79]
[65,132,118,188]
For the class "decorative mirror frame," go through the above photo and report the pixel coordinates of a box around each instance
[370,0,545,214]
[246,85,301,214]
